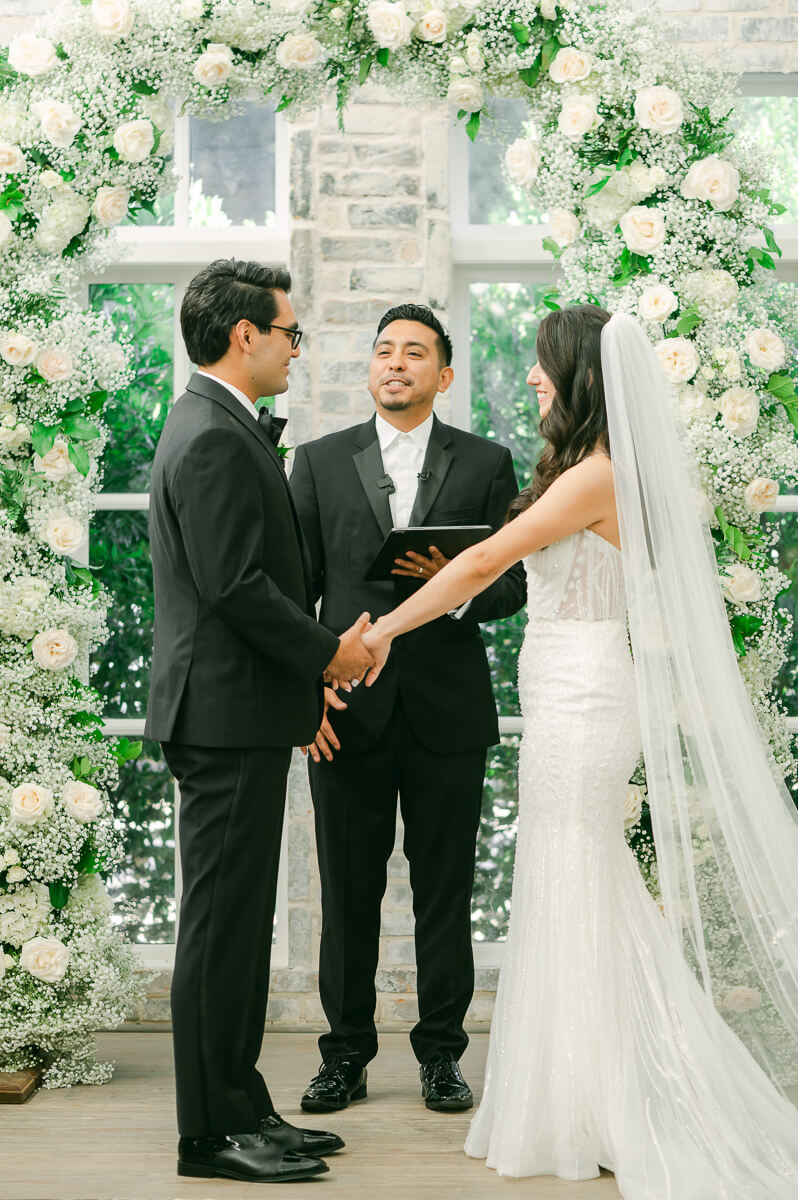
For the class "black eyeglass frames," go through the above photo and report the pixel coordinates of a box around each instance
[268,323,303,349]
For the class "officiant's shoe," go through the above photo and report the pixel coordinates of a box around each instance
[301,1056,367,1112]
[420,1055,474,1112]
[177,1133,328,1183]
[260,1112,345,1156]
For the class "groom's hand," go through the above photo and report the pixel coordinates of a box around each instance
[324,612,375,690]
[300,687,347,763]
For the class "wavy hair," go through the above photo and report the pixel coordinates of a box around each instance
[507,304,612,521]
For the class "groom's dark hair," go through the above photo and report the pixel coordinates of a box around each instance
[375,304,453,367]
[181,259,292,367]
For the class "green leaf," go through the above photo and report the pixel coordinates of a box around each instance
[87,388,109,413]
[49,882,70,909]
[763,225,782,258]
[511,20,531,44]
[63,398,85,414]
[765,371,797,402]
[585,173,611,197]
[730,614,763,657]
[358,56,373,85]
[30,421,57,458]
[61,414,100,441]
[518,61,541,88]
[131,79,158,95]
[376,47,390,66]
[115,737,143,765]
[714,506,753,561]
[465,111,481,142]
[67,441,90,477]
[540,35,561,70]
[542,235,564,259]
[275,95,294,113]
[541,290,561,311]
[77,839,99,874]
[71,754,93,781]
[675,306,701,336]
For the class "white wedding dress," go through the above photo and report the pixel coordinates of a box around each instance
[464,527,798,1198]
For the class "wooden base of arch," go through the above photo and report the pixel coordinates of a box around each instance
[0,1067,41,1103]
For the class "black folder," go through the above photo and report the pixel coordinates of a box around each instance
[364,525,492,582]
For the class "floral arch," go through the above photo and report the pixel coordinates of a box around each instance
[0,0,795,1086]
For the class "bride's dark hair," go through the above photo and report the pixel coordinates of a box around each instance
[506,303,612,521]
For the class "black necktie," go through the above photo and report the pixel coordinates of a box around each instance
[257,407,287,448]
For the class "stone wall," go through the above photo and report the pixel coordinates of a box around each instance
[1,2,794,1035]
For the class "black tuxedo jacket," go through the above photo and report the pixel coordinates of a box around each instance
[144,373,339,749]
[289,414,526,754]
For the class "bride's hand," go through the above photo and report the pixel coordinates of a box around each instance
[362,622,392,687]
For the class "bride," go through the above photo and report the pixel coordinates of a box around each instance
[361,306,798,1197]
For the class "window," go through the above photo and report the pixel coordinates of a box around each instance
[83,103,289,967]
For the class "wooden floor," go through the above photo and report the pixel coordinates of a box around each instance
[1,1032,622,1200]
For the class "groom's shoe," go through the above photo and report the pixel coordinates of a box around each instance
[301,1056,367,1112]
[177,1132,328,1183]
[260,1112,345,1156]
[420,1055,474,1112]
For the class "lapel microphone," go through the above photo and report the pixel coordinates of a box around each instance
[417,470,431,481]
[376,474,395,494]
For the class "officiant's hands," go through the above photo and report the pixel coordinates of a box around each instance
[300,686,348,763]
[391,545,450,580]
[324,612,375,690]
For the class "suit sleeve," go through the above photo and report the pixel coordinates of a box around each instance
[171,428,339,680]
[287,442,323,603]
[467,447,528,623]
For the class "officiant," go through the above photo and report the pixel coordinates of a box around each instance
[289,304,526,1115]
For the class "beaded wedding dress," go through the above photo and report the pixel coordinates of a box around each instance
[464,527,798,1196]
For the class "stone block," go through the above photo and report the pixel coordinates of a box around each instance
[378,938,417,966]
[465,994,496,1024]
[319,389,352,412]
[380,907,415,936]
[321,235,398,260]
[474,967,500,991]
[318,262,351,293]
[353,329,379,356]
[732,43,790,69]
[399,238,422,263]
[384,880,412,909]
[137,994,172,1024]
[321,171,418,198]
[425,217,451,312]
[270,967,317,993]
[674,15,730,39]
[353,142,420,168]
[375,967,418,993]
[424,115,450,210]
[288,821,311,900]
[299,994,327,1024]
[289,904,312,964]
[321,298,394,325]
[317,136,352,163]
[377,993,419,1026]
[657,0,700,10]
[320,358,370,385]
[284,408,313,454]
[335,105,421,136]
[738,15,798,37]
[348,202,420,230]
[319,413,358,437]
[706,0,768,9]
[290,129,313,222]
[265,995,302,1024]
[387,850,409,876]
[289,228,315,311]
[350,266,425,294]
[143,971,171,997]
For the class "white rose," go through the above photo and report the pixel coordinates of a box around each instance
[713,345,740,382]
[0,141,24,174]
[7,865,27,884]
[557,93,600,139]
[655,336,699,383]
[39,168,65,190]
[32,628,79,671]
[275,34,325,70]
[681,267,739,311]
[416,9,447,42]
[10,782,53,826]
[0,333,36,367]
[44,512,85,556]
[549,47,592,84]
[448,76,484,111]
[34,192,90,254]
[549,208,580,247]
[92,185,129,227]
[91,0,133,38]
[33,99,81,149]
[627,159,667,198]
[721,986,762,1014]
[20,936,69,983]
[541,0,558,17]
[638,284,677,323]
[0,211,12,248]
[61,779,103,823]
[33,438,74,481]
[678,385,715,422]
[367,0,413,49]
[0,100,26,141]
[624,784,644,829]
[680,156,740,212]
[721,564,762,605]
[180,0,204,15]
[744,327,786,373]
[718,386,759,437]
[744,477,779,514]
[193,43,234,87]
[8,34,57,78]
[113,119,155,163]
[13,576,50,611]
[633,85,683,134]
[504,138,541,188]
[464,41,485,71]
[0,722,9,747]
[0,417,29,450]
[620,205,666,255]
[35,346,73,383]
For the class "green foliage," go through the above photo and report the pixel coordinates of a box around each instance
[472,737,520,941]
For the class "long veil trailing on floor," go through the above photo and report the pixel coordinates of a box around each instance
[602,313,798,1089]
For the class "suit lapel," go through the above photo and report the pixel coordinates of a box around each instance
[408,415,454,527]
[353,417,393,538]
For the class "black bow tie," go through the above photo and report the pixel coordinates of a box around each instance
[257,406,287,448]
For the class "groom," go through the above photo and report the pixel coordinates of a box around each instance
[145,259,374,1184]
[290,304,526,1113]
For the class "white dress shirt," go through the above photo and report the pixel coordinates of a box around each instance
[198,369,258,422]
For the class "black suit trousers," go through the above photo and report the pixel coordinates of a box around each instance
[310,699,486,1067]
[162,740,291,1135]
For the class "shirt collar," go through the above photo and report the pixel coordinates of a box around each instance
[375,410,434,453]
[198,369,258,422]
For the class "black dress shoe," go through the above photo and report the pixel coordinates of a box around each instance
[177,1132,328,1182]
[260,1112,345,1156]
[419,1055,474,1112]
[301,1057,367,1112]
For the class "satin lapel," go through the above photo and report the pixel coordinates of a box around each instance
[408,416,454,527]
[353,424,393,539]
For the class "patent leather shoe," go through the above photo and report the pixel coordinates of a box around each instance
[260,1112,345,1156]
[301,1056,367,1112]
[419,1055,473,1112]
[177,1132,328,1182]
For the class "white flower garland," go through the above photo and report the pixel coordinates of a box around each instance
[0,0,795,1085]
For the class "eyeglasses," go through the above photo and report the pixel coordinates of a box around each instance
[268,323,303,349]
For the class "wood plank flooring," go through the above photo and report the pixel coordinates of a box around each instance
[0,1032,621,1200]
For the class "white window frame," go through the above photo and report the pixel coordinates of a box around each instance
[83,109,291,968]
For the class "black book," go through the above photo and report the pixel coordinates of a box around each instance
[364,525,492,582]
